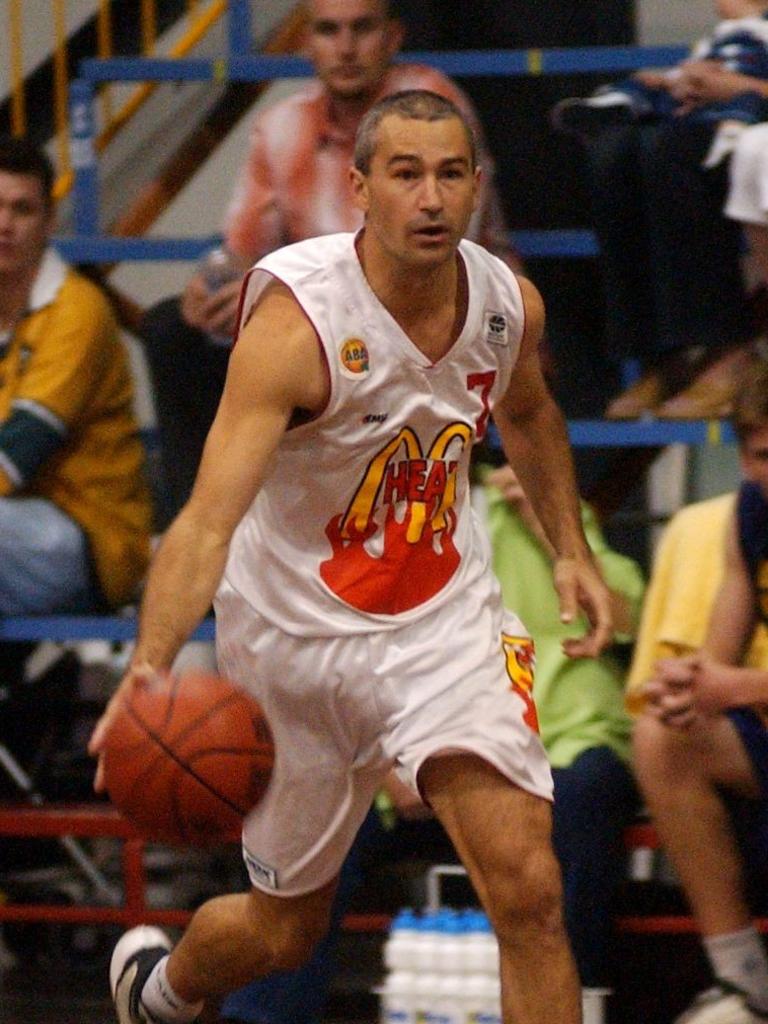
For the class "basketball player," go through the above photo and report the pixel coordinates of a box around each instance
[90,90,613,1024]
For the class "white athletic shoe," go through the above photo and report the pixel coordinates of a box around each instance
[674,986,768,1024]
[110,925,173,1024]
[550,91,635,139]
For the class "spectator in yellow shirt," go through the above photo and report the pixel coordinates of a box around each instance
[0,136,152,684]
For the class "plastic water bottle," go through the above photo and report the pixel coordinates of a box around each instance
[483,975,503,1024]
[413,910,442,975]
[463,972,491,1022]
[199,246,241,290]
[384,909,420,973]
[463,911,499,978]
[434,971,465,1024]
[476,912,499,977]
[439,912,465,977]
[462,910,485,976]
[380,969,417,1024]
[414,971,442,1022]
[461,911,500,1024]
[197,246,242,346]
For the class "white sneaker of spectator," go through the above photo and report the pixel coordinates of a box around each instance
[550,90,636,139]
[674,985,768,1023]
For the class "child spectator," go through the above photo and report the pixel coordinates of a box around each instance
[480,462,644,991]
[553,1,768,139]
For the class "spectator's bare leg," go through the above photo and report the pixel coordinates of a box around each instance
[633,713,760,935]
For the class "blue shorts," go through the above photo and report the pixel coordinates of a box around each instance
[726,708,768,884]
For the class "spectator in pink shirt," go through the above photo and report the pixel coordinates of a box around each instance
[142,0,518,523]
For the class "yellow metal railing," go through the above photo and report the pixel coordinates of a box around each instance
[53,0,70,175]
[9,1,25,137]
[6,0,227,199]
[97,0,114,124]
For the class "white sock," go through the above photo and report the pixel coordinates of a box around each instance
[140,955,204,1024]
[704,926,768,1013]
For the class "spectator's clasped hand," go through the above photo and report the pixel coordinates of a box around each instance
[644,652,736,727]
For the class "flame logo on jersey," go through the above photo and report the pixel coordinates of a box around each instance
[502,633,539,732]
[320,423,471,613]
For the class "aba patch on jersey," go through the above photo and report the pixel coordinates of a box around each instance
[484,311,508,347]
[339,337,371,379]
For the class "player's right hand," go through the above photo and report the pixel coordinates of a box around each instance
[88,662,157,792]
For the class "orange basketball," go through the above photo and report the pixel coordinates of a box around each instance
[102,671,273,845]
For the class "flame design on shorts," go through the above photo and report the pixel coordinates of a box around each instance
[320,424,471,613]
[502,633,539,732]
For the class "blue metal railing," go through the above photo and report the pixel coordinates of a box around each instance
[0,615,215,642]
[78,44,688,84]
[58,7,732,450]
[66,36,688,250]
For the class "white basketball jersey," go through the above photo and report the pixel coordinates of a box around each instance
[223,232,525,636]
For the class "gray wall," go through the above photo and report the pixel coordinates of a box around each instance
[637,0,713,43]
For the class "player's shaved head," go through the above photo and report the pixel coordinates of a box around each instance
[354,90,477,174]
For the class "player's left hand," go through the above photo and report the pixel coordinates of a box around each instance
[553,556,614,659]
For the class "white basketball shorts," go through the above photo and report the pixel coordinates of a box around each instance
[725,123,768,226]
[214,572,553,896]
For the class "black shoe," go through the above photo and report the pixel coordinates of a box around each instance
[110,925,173,1024]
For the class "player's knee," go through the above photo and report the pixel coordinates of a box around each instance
[247,891,332,973]
[267,914,330,971]
[488,844,565,946]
